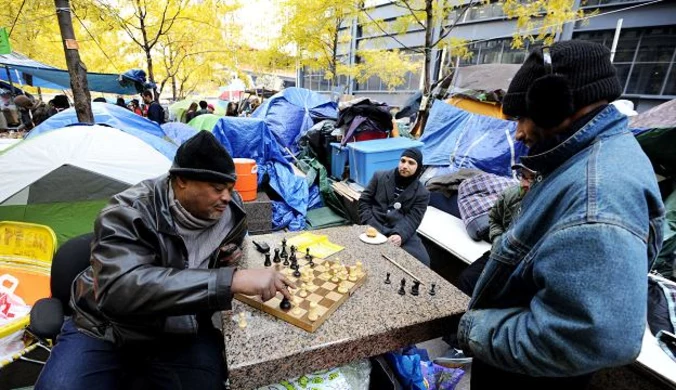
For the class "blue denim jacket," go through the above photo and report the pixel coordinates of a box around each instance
[458,105,665,376]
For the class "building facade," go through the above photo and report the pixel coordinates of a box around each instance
[297,0,676,113]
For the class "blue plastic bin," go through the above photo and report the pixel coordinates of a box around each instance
[347,138,424,187]
[330,143,349,179]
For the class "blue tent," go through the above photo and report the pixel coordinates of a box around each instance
[26,103,177,159]
[251,87,337,154]
[0,52,147,94]
[212,117,309,230]
[161,122,198,145]
[420,100,528,178]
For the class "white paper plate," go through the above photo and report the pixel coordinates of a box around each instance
[359,232,388,245]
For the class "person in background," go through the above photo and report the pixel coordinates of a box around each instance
[195,100,209,117]
[184,102,199,123]
[226,102,238,117]
[207,104,215,114]
[13,95,40,131]
[93,97,107,103]
[358,148,431,266]
[50,95,70,116]
[0,89,11,107]
[142,90,165,125]
[116,97,129,110]
[457,40,664,389]
[130,99,143,116]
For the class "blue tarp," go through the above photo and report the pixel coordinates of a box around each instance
[420,100,528,178]
[212,117,308,230]
[161,122,198,145]
[0,52,145,94]
[251,87,338,154]
[26,102,177,159]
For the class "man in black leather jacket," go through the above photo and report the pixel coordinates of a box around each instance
[36,132,293,390]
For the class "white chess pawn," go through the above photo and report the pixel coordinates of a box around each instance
[348,266,358,282]
[330,268,340,283]
[337,281,348,294]
[356,261,363,276]
[308,301,319,322]
[291,297,303,316]
[238,312,247,329]
[298,284,309,298]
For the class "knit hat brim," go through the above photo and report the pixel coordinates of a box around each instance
[169,167,237,184]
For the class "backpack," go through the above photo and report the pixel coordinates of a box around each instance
[648,272,676,361]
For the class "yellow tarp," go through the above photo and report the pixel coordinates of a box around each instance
[286,232,344,259]
[446,97,506,119]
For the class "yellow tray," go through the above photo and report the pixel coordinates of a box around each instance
[286,232,344,259]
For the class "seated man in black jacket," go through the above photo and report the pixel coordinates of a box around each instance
[358,148,431,266]
[36,132,294,390]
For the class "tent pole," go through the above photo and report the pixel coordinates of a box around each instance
[37,87,43,101]
[5,65,15,101]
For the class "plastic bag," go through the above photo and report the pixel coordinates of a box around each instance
[256,358,371,390]
[385,350,426,390]
[0,274,30,324]
[420,361,465,390]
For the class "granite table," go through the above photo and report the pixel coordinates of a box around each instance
[222,225,470,389]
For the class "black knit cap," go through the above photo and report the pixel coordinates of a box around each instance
[401,148,423,177]
[502,40,622,122]
[169,131,237,184]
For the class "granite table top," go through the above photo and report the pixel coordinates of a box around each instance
[222,225,470,389]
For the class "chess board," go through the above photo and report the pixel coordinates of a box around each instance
[235,257,367,332]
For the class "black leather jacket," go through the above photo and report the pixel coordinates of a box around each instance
[70,175,247,345]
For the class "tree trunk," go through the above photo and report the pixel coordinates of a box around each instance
[137,7,158,101]
[331,19,340,88]
[171,75,177,101]
[54,0,93,123]
[423,0,434,94]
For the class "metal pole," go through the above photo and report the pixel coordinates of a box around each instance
[610,18,623,63]
[5,65,15,100]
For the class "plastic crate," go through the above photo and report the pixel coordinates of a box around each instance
[329,143,349,179]
[347,138,424,187]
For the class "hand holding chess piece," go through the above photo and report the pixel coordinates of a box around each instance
[232,269,294,302]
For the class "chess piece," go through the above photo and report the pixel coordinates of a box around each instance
[238,312,247,329]
[398,278,406,296]
[356,261,363,276]
[290,251,297,264]
[429,283,436,296]
[273,248,281,263]
[339,271,348,281]
[411,280,420,296]
[298,284,309,298]
[293,267,301,278]
[280,296,291,310]
[385,272,391,284]
[283,255,290,266]
[305,248,312,261]
[348,266,358,282]
[291,297,303,316]
[337,282,348,294]
[308,301,319,322]
[280,239,288,259]
[330,268,340,283]
[264,253,271,267]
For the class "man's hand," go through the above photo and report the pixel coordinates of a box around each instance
[218,243,243,267]
[389,234,402,247]
[231,269,295,301]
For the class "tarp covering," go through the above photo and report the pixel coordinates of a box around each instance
[0,125,171,243]
[25,102,177,159]
[161,122,197,145]
[211,116,308,230]
[188,114,223,132]
[0,52,145,94]
[251,87,338,154]
[420,100,527,178]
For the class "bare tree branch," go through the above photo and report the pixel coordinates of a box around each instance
[361,9,424,54]
[397,0,426,29]
[393,0,425,13]
[430,0,477,48]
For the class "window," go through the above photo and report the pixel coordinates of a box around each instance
[574,26,676,96]
[458,38,535,67]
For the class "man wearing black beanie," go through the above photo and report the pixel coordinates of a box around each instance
[37,131,295,389]
[359,147,431,265]
[457,40,665,388]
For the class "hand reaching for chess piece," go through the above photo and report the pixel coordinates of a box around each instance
[232,269,295,301]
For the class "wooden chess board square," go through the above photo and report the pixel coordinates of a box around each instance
[325,291,342,301]
[317,272,331,281]
[318,298,334,307]
[342,281,355,290]
[289,307,307,318]
[306,293,323,303]
[314,265,327,273]
[264,296,282,308]
[316,305,328,316]
[321,281,337,290]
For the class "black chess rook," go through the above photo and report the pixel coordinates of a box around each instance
[273,248,281,263]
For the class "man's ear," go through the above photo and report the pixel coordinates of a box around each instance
[175,176,189,189]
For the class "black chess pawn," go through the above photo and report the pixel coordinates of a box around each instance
[308,258,315,268]
[273,248,281,263]
[384,272,391,284]
[283,256,290,266]
[411,280,420,296]
[264,253,272,267]
[293,268,301,278]
[289,252,297,264]
[305,248,312,261]
[290,245,296,255]
[429,283,436,296]
[280,297,291,310]
[280,245,288,259]
[398,278,406,295]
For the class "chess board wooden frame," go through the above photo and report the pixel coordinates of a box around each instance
[235,258,367,332]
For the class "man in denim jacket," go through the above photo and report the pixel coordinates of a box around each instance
[457,40,665,388]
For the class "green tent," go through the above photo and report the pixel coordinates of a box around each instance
[169,99,225,122]
[0,125,171,245]
[188,114,223,132]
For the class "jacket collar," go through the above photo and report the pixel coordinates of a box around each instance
[383,169,420,205]
[153,175,246,235]
[521,105,628,174]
